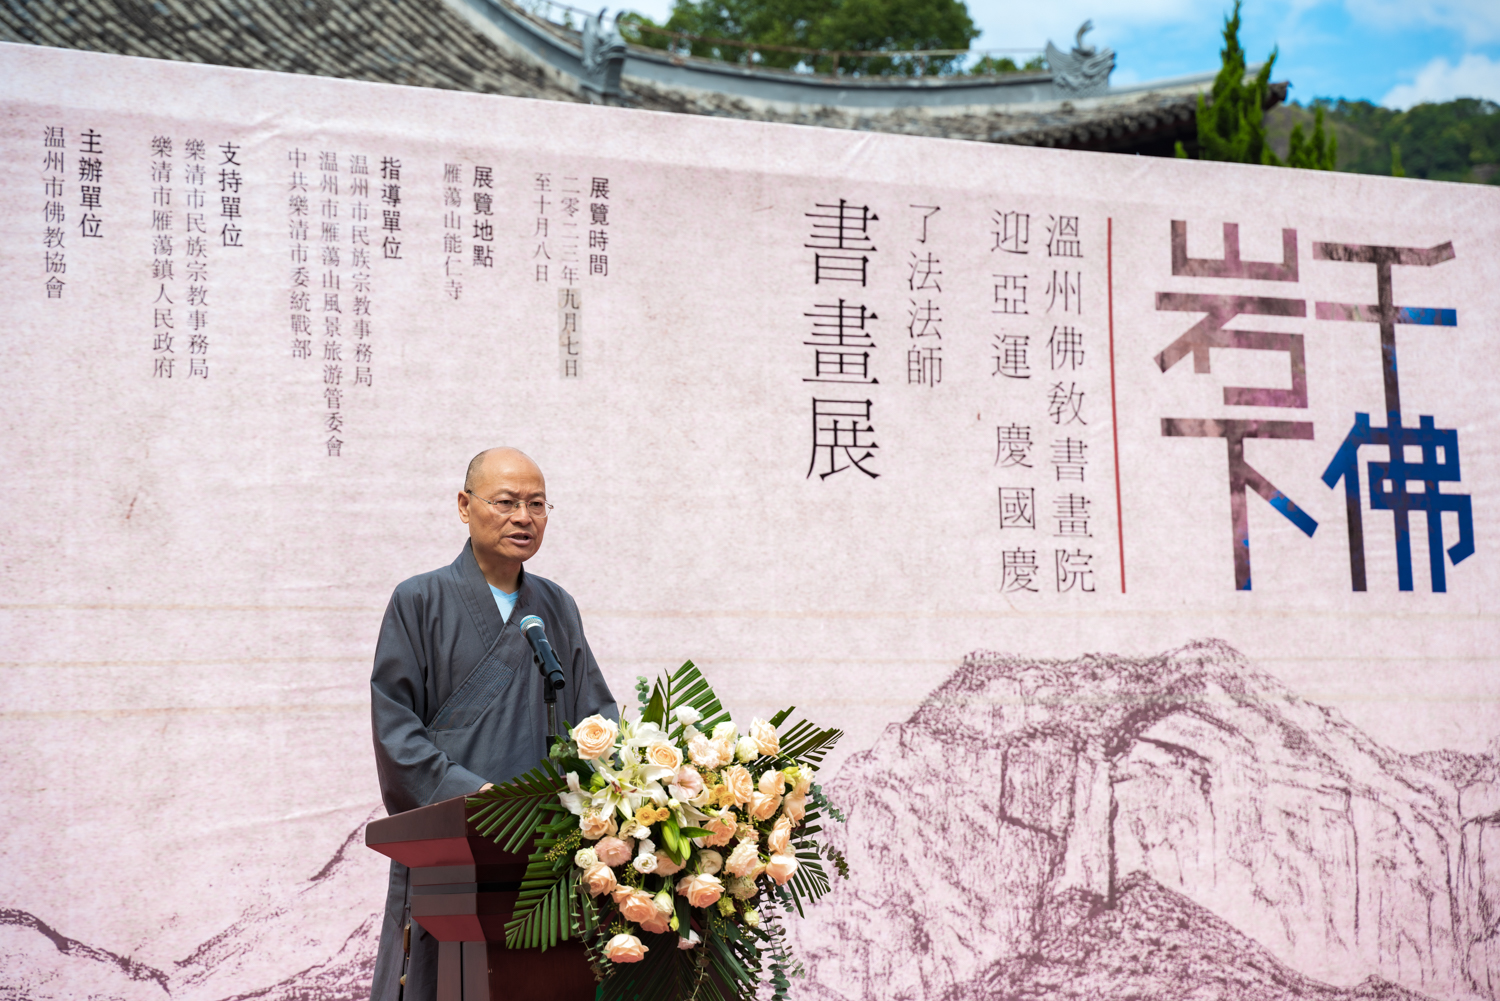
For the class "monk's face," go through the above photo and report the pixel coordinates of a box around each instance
[458,450,548,566]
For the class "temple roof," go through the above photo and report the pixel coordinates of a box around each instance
[0,0,1279,156]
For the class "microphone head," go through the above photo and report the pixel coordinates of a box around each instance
[517,614,545,634]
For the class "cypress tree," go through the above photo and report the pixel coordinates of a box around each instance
[1286,104,1338,170]
[1176,1,1281,165]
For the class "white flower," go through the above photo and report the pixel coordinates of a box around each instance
[633,852,659,874]
[626,720,669,748]
[726,875,759,900]
[711,721,738,742]
[687,733,725,770]
[574,847,599,869]
[743,908,761,928]
[697,849,724,875]
[619,819,645,841]
[734,736,758,762]
[558,771,588,816]
[677,929,701,949]
[673,706,703,727]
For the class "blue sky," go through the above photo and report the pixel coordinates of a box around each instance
[618,0,1500,106]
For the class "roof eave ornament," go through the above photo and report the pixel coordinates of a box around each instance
[1045,20,1116,97]
[581,8,627,97]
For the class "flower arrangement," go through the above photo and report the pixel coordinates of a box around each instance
[468,660,847,1000]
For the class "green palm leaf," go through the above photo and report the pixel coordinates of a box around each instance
[467,759,570,853]
[775,718,843,765]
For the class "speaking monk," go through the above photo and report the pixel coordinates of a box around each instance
[368,447,618,1001]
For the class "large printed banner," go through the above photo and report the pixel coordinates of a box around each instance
[1,40,1497,1001]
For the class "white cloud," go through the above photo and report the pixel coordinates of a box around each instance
[1382,52,1500,107]
[1344,0,1500,45]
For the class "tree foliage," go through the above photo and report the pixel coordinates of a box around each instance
[1176,1,1335,170]
[1313,97,1500,183]
[1178,0,1278,165]
[619,0,979,75]
[969,54,1044,75]
[1285,104,1337,170]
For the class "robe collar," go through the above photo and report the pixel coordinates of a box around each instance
[452,538,535,651]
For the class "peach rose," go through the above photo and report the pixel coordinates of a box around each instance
[604,933,647,963]
[781,791,806,827]
[653,851,685,876]
[767,815,792,855]
[572,715,618,760]
[723,765,753,808]
[595,837,633,867]
[758,769,785,796]
[711,735,736,767]
[687,733,724,770]
[765,853,799,886]
[580,812,615,840]
[616,888,659,925]
[639,909,671,935]
[749,791,780,822]
[749,718,779,756]
[725,839,760,877]
[645,741,684,771]
[700,813,736,848]
[675,872,724,909]
[582,862,617,897]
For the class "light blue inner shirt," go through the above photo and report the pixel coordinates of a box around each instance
[489,584,519,623]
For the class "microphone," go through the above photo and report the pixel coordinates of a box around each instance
[517,614,567,691]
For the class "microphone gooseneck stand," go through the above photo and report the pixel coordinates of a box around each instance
[538,652,561,737]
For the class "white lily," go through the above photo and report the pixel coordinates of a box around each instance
[558,771,588,816]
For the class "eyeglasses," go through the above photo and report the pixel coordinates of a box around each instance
[466,491,553,519]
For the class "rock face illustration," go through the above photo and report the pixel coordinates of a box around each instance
[0,814,385,1001]
[791,639,1500,1001]
[4,640,1496,1000]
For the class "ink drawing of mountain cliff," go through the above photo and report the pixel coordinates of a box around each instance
[791,639,1500,1001]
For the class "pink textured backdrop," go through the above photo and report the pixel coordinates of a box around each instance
[1,41,1496,1000]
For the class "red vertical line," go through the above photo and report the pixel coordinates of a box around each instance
[1107,217,1127,593]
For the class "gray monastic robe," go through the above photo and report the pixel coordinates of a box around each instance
[369,540,618,1001]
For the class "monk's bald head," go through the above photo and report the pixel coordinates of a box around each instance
[464,447,541,494]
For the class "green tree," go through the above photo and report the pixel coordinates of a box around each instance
[1176,1,1279,164]
[1312,97,1500,183]
[1285,104,1337,169]
[1176,2,1336,170]
[619,0,978,74]
[969,54,1045,75]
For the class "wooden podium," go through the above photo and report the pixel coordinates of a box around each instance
[367,794,597,1001]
